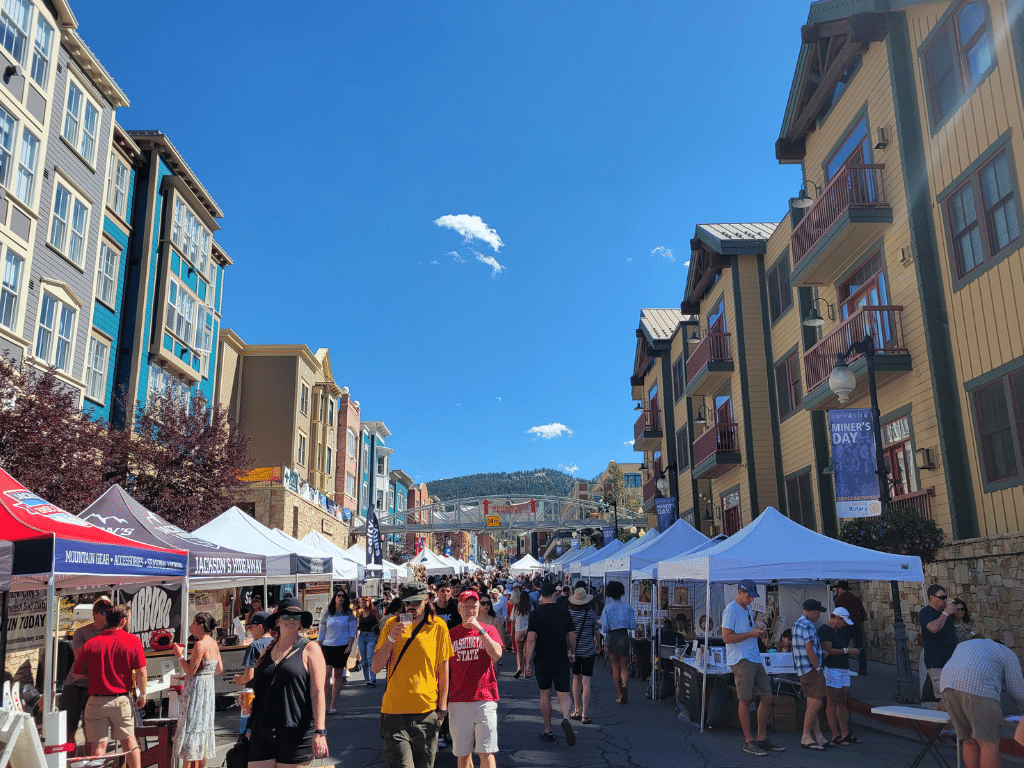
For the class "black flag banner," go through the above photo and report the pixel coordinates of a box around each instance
[366,507,383,568]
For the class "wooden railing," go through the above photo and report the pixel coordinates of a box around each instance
[693,422,739,466]
[803,305,907,393]
[642,457,663,502]
[791,164,887,267]
[889,488,935,520]
[633,407,662,440]
[686,332,731,384]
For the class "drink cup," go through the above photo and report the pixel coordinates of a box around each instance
[239,689,254,717]
[400,612,414,625]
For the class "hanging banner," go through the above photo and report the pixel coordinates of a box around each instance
[570,539,579,550]
[555,545,563,556]
[829,408,882,518]
[655,497,677,532]
[601,526,616,546]
[366,507,383,568]
[6,590,48,652]
[120,584,183,648]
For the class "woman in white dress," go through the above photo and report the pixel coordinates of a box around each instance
[173,612,223,768]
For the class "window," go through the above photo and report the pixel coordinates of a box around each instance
[147,363,191,406]
[328,399,334,427]
[171,197,212,276]
[972,372,1024,485]
[882,415,919,497]
[326,446,332,473]
[923,1,994,127]
[766,255,792,322]
[30,13,51,85]
[785,472,816,531]
[297,433,307,466]
[362,481,368,508]
[775,351,802,419]
[319,392,327,423]
[376,490,384,510]
[623,472,641,488]
[675,426,689,472]
[16,127,37,203]
[946,149,1022,280]
[0,105,14,188]
[347,428,357,458]
[377,456,385,475]
[165,278,195,344]
[362,443,369,472]
[317,444,324,473]
[95,243,119,307]
[62,80,100,164]
[671,355,685,401]
[0,248,23,330]
[826,117,870,181]
[0,0,30,65]
[346,472,356,496]
[49,183,89,267]
[300,383,309,414]
[34,292,75,372]
[85,336,108,403]
[107,154,129,219]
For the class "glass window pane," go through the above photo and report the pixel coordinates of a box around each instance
[0,249,22,329]
[957,2,985,44]
[35,293,55,360]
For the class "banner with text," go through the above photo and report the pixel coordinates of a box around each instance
[366,508,383,569]
[829,408,882,518]
[602,526,616,546]
[119,584,183,648]
[655,497,678,532]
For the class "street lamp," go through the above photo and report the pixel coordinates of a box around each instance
[656,477,669,496]
[828,334,916,703]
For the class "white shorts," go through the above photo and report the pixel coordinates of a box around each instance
[448,700,499,757]
[824,667,851,689]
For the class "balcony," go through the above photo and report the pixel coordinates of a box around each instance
[642,458,663,504]
[802,305,912,410]
[790,164,892,286]
[692,422,741,480]
[685,332,733,397]
[633,407,663,452]
[889,488,936,520]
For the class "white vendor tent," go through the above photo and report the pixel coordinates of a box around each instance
[582,529,659,578]
[603,521,698,574]
[343,543,408,580]
[633,535,726,580]
[659,506,925,583]
[627,521,709,580]
[267,528,361,581]
[301,531,367,580]
[509,553,543,573]
[405,547,456,576]
[196,507,333,581]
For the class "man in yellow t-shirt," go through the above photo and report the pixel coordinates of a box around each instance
[373,582,454,768]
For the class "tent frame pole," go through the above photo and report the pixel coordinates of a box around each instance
[700,577,709,733]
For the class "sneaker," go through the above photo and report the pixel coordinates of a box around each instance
[743,740,768,756]
[539,732,555,742]
[561,718,576,746]
[757,738,785,752]
[368,681,377,687]
[437,736,448,748]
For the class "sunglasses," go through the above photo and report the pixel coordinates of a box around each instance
[403,599,424,607]
[278,613,302,622]
[480,601,491,605]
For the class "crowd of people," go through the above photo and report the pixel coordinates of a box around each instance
[52,571,1024,768]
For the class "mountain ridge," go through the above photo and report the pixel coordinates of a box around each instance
[423,468,583,501]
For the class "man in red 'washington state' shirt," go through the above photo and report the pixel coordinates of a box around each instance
[448,591,503,768]
[71,605,146,768]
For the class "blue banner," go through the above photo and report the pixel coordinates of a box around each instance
[602,526,616,546]
[829,408,882,518]
[54,539,187,577]
[556,545,563,556]
[655,497,677,532]
[570,539,579,550]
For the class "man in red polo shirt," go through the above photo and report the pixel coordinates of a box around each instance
[448,591,503,768]
[71,605,146,768]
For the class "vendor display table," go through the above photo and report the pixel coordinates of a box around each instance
[870,706,955,768]
[673,657,735,728]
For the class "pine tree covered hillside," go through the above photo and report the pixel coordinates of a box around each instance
[423,468,580,502]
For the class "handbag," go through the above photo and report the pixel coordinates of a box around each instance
[224,735,248,768]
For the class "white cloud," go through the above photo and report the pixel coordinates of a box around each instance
[528,422,574,439]
[623,440,633,445]
[651,245,675,263]
[626,257,634,262]
[496,396,502,402]
[683,260,690,267]
[474,250,506,277]
[434,214,504,252]
[448,250,465,263]
[429,260,440,266]
[559,463,580,475]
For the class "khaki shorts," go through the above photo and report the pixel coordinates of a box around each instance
[83,695,134,743]
[927,667,946,696]
[943,688,1002,744]
[800,668,827,699]
[448,701,498,757]
[731,659,771,701]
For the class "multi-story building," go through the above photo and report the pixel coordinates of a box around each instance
[0,4,130,411]
[387,468,413,556]
[334,387,361,525]
[215,331,343,542]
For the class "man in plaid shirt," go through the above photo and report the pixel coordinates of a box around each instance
[792,599,828,750]
[940,637,1024,768]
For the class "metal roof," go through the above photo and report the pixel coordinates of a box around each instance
[695,223,778,255]
[639,308,685,343]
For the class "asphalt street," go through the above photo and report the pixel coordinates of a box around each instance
[303,651,952,768]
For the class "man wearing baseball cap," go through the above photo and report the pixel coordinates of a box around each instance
[818,607,861,745]
[721,580,783,756]
[793,599,829,750]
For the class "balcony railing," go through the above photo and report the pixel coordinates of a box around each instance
[803,305,908,393]
[889,488,935,520]
[685,332,731,384]
[633,407,662,441]
[791,164,888,267]
[693,422,739,466]
[642,458,663,502]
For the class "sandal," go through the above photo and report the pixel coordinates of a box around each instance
[581,716,592,724]
[840,734,861,744]
[328,708,337,715]
[569,712,582,721]
[800,742,825,751]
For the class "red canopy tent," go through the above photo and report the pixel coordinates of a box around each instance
[0,468,188,767]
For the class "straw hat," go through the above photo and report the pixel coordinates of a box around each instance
[568,588,593,606]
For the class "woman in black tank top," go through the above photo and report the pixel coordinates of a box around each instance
[355,597,381,686]
[247,598,328,768]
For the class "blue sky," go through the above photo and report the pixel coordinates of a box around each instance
[78,1,809,484]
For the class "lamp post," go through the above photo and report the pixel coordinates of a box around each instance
[828,334,916,703]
